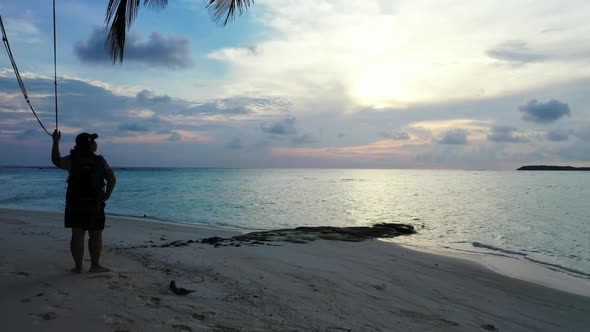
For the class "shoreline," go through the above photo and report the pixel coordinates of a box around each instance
[388,237,590,298]
[2,208,590,331]
[6,207,589,296]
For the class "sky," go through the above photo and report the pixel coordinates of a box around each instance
[1,0,589,169]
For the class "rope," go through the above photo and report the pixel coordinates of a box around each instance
[53,0,59,130]
[0,10,57,136]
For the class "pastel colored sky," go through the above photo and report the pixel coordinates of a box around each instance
[1,0,589,169]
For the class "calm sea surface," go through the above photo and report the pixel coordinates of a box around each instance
[1,168,589,280]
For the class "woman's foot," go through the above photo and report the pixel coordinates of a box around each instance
[71,267,83,274]
[89,265,111,273]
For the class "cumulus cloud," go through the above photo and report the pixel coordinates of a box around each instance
[380,131,410,140]
[487,126,529,143]
[208,1,590,108]
[437,129,469,145]
[519,99,571,123]
[547,130,570,142]
[486,40,545,65]
[0,74,282,147]
[74,28,193,68]
[261,117,297,135]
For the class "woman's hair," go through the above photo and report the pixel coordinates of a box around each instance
[71,132,98,157]
[70,144,94,157]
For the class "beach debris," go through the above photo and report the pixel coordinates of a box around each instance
[169,280,195,295]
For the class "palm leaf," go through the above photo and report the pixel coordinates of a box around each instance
[105,0,168,63]
[104,0,251,63]
[207,0,253,26]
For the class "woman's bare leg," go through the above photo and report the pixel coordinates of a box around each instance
[88,230,110,273]
[70,228,86,273]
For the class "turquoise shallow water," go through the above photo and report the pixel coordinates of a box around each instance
[1,167,589,280]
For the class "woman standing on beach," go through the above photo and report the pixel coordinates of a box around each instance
[51,129,116,273]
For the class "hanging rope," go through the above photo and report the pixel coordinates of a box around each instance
[53,0,59,130]
[0,4,60,137]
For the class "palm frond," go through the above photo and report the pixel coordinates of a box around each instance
[105,0,168,63]
[143,0,168,10]
[207,0,253,26]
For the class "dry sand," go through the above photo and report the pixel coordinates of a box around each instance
[1,208,589,331]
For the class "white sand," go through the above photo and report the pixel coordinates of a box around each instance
[1,208,589,331]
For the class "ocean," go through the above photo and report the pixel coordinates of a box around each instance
[1,167,589,280]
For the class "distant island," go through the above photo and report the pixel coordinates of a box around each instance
[517,165,590,171]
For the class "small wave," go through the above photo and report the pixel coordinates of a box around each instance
[472,242,527,256]
[523,257,590,279]
[0,195,55,205]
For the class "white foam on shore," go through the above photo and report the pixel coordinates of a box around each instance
[388,237,590,298]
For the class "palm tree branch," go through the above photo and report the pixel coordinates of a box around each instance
[105,0,168,63]
[207,0,253,26]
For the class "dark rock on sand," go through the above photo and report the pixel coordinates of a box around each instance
[233,223,416,244]
[201,236,226,245]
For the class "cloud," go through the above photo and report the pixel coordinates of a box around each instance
[519,99,571,123]
[380,131,410,140]
[225,138,243,149]
[168,132,182,142]
[3,18,42,44]
[487,126,529,143]
[15,129,38,141]
[437,129,469,145]
[208,1,590,108]
[486,40,545,65]
[0,73,282,147]
[185,102,252,116]
[137,90,172,104]
[574,127,590,141]
[557,142,590,161]
[261,117,297,135]
[547,130,569,142]
[74,28,193,68]
[118,123,150,132]
[292,133,317,144]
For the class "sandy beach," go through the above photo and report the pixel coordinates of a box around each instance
[1,208,589,331]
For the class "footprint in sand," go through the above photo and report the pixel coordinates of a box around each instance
[136,295,162,308]
[171,324,193,332]
[148,296,162,307]
[399,309,460,327]
[191,313,206,321]
[13,271,31,277]
[87,274,113,280]
[481,323,498,331]
[38,312,57,320]
[103,313,134,325]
